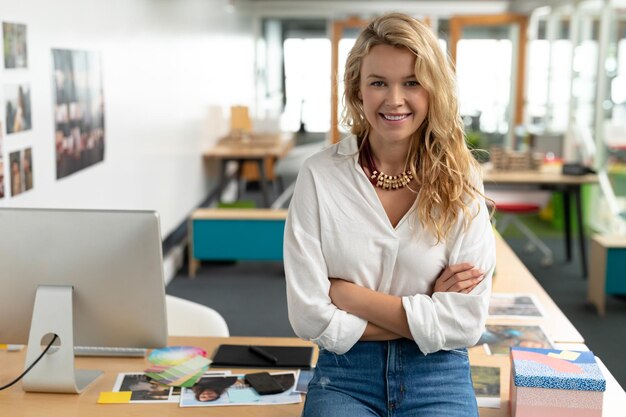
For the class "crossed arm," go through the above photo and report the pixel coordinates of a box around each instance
[328,263,485,341]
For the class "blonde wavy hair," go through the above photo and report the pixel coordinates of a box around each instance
[343,12,487,242]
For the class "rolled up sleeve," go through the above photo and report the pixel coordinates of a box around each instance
[284,163,367,354]
[402,197,496,354]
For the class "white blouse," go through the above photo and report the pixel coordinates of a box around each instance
[284,136,496,355]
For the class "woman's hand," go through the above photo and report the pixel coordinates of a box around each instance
[433,263,484,294]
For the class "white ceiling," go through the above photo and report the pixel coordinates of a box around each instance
[241,1,573,18]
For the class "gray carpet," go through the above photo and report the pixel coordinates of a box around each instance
[167,260,294,338]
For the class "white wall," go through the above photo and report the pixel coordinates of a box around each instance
[0,0,255,238]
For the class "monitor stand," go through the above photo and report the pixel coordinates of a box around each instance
[22,285,103,394]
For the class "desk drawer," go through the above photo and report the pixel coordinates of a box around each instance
[606,248,626,294]
[192,219,285,260]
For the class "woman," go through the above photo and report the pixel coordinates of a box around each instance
[284,13,496,416]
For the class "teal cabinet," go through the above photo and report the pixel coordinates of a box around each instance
[193,219,285,261]
[188,209,287,277]
[588,235,626,315]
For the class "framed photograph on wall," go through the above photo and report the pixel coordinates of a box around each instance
[22,147,33,192]
[8,147,33,197]
[9,150,22,197]
[52,48,105,179]
[3,22,28,69]
[4,83,32,134]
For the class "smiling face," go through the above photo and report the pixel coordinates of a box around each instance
[198,389,219,402]
[358,44,429,148]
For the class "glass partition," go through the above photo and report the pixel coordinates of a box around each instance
[449,14,528,150]
[526,10,573,133]
[571,9,601,144]
[457,25,514,140]
[568,0,626,233]
[601,5,626,232]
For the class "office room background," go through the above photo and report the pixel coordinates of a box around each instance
[0,0,255,253]
[1,0,625,386]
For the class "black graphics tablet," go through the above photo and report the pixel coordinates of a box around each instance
[212,344,314,368]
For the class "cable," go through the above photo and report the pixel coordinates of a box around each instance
[0,334,59,391]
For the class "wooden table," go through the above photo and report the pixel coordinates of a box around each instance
[203,133,295,208]
[0,336,313,417]
[491,234,583,343]
[483,169,598,277]
[1,335,623,416]
[3,237,623,416]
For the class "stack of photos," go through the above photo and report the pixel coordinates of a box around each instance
[476,324,554,355]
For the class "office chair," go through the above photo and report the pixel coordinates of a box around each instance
[165,295,230,337]
[486,188,554,267]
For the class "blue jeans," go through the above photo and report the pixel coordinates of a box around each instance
[303,339,478,417]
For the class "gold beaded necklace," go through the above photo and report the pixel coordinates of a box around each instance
[360,139,414,190]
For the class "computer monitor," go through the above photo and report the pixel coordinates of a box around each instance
[0,208,168,394]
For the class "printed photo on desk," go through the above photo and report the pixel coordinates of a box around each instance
[112,373,179,403]
[476,324,554,355]
[112,371,231,403]
[294,369,315,393]
[471,366,501,409]
[180,372,301,407]
[488,293,546,319]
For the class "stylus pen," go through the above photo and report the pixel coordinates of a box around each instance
[248,345,278,364]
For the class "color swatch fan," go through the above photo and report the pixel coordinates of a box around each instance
[148,346,207,366]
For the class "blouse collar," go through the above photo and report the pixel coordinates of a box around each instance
[336,135,359,156]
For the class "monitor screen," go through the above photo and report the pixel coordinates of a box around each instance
[0,208,168,393]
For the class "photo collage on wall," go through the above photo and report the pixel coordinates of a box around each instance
[52,48,105,179]
[2,21,33,199]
